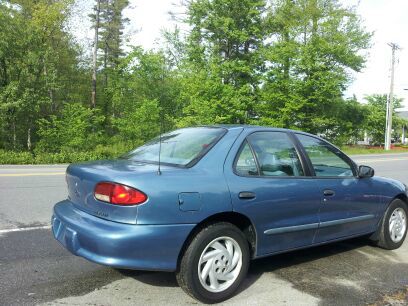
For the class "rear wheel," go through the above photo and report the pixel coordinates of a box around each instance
[375,199,407,250]
[176,222,249,303]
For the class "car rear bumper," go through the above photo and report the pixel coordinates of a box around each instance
[52,200,195,271]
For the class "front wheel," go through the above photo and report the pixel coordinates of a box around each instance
[375,199,407,250]
[176,222,249,303]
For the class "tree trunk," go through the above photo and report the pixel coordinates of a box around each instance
[43,60,55,111]
[104,43,108,87]
[12,120,16,150]
[27,128,31,151]
[91,0,101,109]
[283,31,290,83]
[1,58,7,86]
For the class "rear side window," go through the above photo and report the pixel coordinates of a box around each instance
[235,141,259,176]
[235,132,304,177]
[296,134,354,177]
[122,127,226,167]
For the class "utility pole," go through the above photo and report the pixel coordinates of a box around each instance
[385,43,400,150]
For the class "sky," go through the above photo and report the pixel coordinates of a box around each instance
[342,0,408,109]
[72,0,408,109]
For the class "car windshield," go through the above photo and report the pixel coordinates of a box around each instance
[122,127,227,167]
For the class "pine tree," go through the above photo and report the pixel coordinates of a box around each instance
[89,0,129,114]
[179,0,267,125]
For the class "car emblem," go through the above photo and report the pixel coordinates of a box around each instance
[74,182,80,198]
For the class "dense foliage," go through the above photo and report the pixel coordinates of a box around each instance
[364,94,405,145]
[0,0,406,164]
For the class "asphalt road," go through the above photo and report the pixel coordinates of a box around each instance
[1,154,408,306]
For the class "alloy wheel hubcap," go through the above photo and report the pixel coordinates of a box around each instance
[389,208,407,243]
[198,236,242,293]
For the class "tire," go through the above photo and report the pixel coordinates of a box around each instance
[176,222,250,304]
[375,199,408,250]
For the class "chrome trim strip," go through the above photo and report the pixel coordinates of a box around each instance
[264,214,376,235]
[319,214,376,228]
[264,223,319,235]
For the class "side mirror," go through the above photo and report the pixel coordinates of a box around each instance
[358,165,374,178]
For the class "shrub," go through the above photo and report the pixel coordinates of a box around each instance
[0,141,136,164]
[36,103,105,153]
[0,150,34,164]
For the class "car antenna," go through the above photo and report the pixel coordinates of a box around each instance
[157,109,163,176]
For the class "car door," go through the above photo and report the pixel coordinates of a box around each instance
[295,133,382,243]
[225,130,322,256]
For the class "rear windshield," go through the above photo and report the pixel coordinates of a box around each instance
[122,127,227,167]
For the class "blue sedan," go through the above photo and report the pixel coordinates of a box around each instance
[52,125,408,303]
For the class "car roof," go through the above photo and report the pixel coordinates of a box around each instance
[199,124,312,136]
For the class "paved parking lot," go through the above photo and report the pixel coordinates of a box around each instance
[1,154,408,305]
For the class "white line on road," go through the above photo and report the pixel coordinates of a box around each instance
[0,172,65,177]
[0,225,51,234]
[0,168,67,171]
[353,158,408,163]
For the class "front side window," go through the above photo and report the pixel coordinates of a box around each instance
[235,132,304,177]
[296,134,354,177]
[122,127,226,167]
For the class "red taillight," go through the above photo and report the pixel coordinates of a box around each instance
[94,182,147,205]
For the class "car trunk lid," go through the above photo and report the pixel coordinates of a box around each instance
[65,159,162,224]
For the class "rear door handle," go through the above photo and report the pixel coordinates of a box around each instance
[323,189,335,197]
[239,192,256,200]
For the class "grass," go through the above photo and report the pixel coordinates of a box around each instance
[341,145,408,155]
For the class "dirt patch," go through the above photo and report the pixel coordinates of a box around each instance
[368,286,408,306]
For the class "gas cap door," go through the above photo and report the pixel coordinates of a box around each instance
[178,192,202,212]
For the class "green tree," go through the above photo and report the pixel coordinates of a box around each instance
[179,0,267,125]
[258,0,371,142]
[0,0,382,163]
[99,0,129,72]
[0,0,87,151]
[364,94,405,145]
[89,0,129,113]
[108,48,183,143]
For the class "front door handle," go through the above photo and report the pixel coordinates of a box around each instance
[323,189,335,197]
[239,192,256,200]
